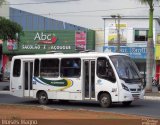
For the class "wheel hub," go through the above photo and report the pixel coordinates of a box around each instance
[101,97,108,104]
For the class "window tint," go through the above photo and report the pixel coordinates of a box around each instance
[97,57,116,83]
[13,59,21,77]
[61,58,81,77]
[40,59,59,77]
[110,55,141,81]
[134,30,148,42]
[34,59,39,77]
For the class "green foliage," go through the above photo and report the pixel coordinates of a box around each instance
[138,0,154,38]
[138,0,156,91]
[0,17,23,40]
[138,0,153,10]
[138,0,154,9]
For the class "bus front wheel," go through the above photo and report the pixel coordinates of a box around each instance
[38,91,49,105]
[99,93,111,108]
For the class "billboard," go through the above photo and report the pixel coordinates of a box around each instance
[156,34,160,44]
[75,31,87,51]
[7,39,18,51]
[103,46,147,59]
[3,30,95,54]
[156,45,160,60]
[108,23,127,46]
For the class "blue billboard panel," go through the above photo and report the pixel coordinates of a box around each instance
[103,46,147,59]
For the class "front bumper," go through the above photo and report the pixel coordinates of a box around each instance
[121,89,145,102]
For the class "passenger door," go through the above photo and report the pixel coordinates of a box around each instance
[23,61,33,97]
[83,60,95,99]
[10,59,23,97]
[96,57,118,102]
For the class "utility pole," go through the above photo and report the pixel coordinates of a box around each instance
[117,14,121,53]
[111,14,121,53]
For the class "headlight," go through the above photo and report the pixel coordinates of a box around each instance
[141,78,146,89]
[140,84,144,90]
[121,83,129,91]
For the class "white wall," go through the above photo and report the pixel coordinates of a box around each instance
[0,1,9,19]
[95,29,104,52]
[104,18,159,47]
[154,19,160,44]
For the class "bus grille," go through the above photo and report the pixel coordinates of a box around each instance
[132,94,140,99]
[130,88,141,93]
[130,89,136,92]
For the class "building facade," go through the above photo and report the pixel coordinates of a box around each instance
[1,7,95,79]
[0,1,9,19]
[102,16,160,80]
[3,30,95,55]
[2,30,95,75]
[155,40,160,82]
[9,8,87,31]
[0,2,9,78]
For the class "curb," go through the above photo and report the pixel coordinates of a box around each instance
[0,91,10,94]
[144,96,160,101]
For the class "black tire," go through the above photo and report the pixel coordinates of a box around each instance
[99,93,112,108]
[38,91,49,105]
[122,101,132,106]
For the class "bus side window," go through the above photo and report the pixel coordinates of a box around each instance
[60,58,81,77]
[40,59,59,77]
[13,59,21,77]
[97,57,116,83]
[34,59,39,77]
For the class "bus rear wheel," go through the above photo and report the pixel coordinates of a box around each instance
[99,93,111,108]
[38,91,49,105]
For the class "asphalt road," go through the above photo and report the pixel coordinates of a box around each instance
[0,81,9,91]
[0,93,160,119]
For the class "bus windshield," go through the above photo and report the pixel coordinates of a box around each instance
[110,55,141,83]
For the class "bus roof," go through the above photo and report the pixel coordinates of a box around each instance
[12,52,128,59]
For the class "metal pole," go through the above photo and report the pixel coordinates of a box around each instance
[103,18,105,46]
[116,14,121,53]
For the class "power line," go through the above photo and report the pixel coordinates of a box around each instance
[50,6,154,14]
[3,0,80,5]
[1,1,160,15]
[1,5,160,18]
[10,6,160,14]
[38,5,160,15]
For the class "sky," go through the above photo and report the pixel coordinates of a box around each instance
[7,0,160,29]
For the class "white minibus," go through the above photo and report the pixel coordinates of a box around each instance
[10,52,144,107]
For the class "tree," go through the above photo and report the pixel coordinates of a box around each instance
[0,17,23,40]
[138,0,155,92]
[0,1,23,40]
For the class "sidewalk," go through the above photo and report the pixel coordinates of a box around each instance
[144,86,160,101]
[144,92,160,101]
[0,80,9,91]
[0,91,10,94]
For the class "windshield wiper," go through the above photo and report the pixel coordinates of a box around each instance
[120,78,141,83]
